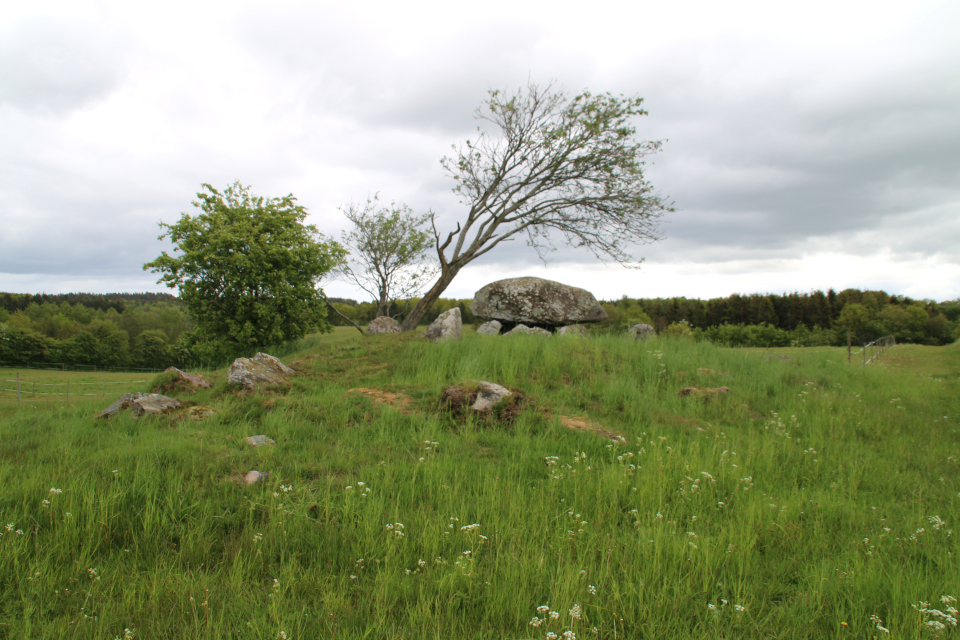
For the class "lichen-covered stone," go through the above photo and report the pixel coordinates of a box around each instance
[557,324,589,337]
[476,320,502,336]
[187,405,216,420]
[245,435,276,447]
[504,324,551,337]
[163,367,211,389]
[366,316,402,334]
[471,381,513,412]
[423,307,462,343]
[470,277,607,327]
[228,352,294,390]
[99,393,181,418]
[627,323,655,341]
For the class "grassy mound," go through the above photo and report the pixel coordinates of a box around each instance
[0,332,957,638]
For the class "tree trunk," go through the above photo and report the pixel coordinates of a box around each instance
[322,296,365,335]
[399,265,462,331]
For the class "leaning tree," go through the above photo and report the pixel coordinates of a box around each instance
[400,82,673,331]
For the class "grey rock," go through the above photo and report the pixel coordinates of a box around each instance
[470,277,607,327]
[627,323,656,341]
[423,307,462,343]
[163,367,211,389]
[244,470,264,485]
[99,392,181,418]
[505,324,552,337]
[471,381,513,412]
[228,352,294,390]
[476,320,503,336]
[557,324,589,337]
[366,316,401,334]
[245,435,276,447]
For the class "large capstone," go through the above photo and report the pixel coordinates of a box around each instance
[470,277,607,327]
[228,352,295,390]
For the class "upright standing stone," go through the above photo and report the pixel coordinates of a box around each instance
[628,323,656,341]
[476,320,503,336]
[423,307,462,343]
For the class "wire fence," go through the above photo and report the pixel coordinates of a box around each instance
[0,361,167,374]
[1,374,148,403]
[848,334,897,366]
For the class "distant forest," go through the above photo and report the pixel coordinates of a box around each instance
[1,288,957,370]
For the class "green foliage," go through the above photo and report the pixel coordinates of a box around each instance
[338,195,437,318]
[131,330,171,370]
[144,182,346,348]
[660,319,695,340]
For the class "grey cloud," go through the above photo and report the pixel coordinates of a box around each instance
[236,5,594,136]
[0,18,129,114]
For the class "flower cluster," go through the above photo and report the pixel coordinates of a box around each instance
[385,523,405,538]
[913,596,958,634]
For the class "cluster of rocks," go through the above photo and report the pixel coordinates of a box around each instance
[99,352,296,420]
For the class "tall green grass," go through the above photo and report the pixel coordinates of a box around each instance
[0,334,957,638]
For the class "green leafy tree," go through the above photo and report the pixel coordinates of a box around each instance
[337,195,438,321]
[131,330,171,370]
[144,182,346,349]
[836,303,872,341]
[400,82,672,330]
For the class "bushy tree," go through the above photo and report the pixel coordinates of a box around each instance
[144,182,346,349]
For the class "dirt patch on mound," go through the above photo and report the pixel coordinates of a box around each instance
[559,415,627,443]
[348,388,413,412]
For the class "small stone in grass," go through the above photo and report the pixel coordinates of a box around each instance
[244,470,264,484]
[246,435,276,447]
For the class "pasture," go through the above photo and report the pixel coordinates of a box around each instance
[0,332,957,639]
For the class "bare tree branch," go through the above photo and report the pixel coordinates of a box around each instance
[399,82,673,331]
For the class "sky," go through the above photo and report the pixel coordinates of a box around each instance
[1,0,958,303]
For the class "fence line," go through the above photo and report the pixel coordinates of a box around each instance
[0,361,166,374]
[0,374,147,403]
[847,333,896,366]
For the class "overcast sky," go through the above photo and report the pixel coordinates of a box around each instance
[2,0,958,303]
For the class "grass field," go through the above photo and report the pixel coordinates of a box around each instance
[0,332,957,639]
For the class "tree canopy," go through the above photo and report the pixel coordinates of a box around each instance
[337,196,437,320]
[144,182,345,348]
[400,82,672,330]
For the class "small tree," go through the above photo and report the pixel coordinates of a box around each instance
[144,182,346,349]
[337,196,437,320]
[400,82,672,330]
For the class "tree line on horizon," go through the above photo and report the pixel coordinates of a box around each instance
[0,287,957,370]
